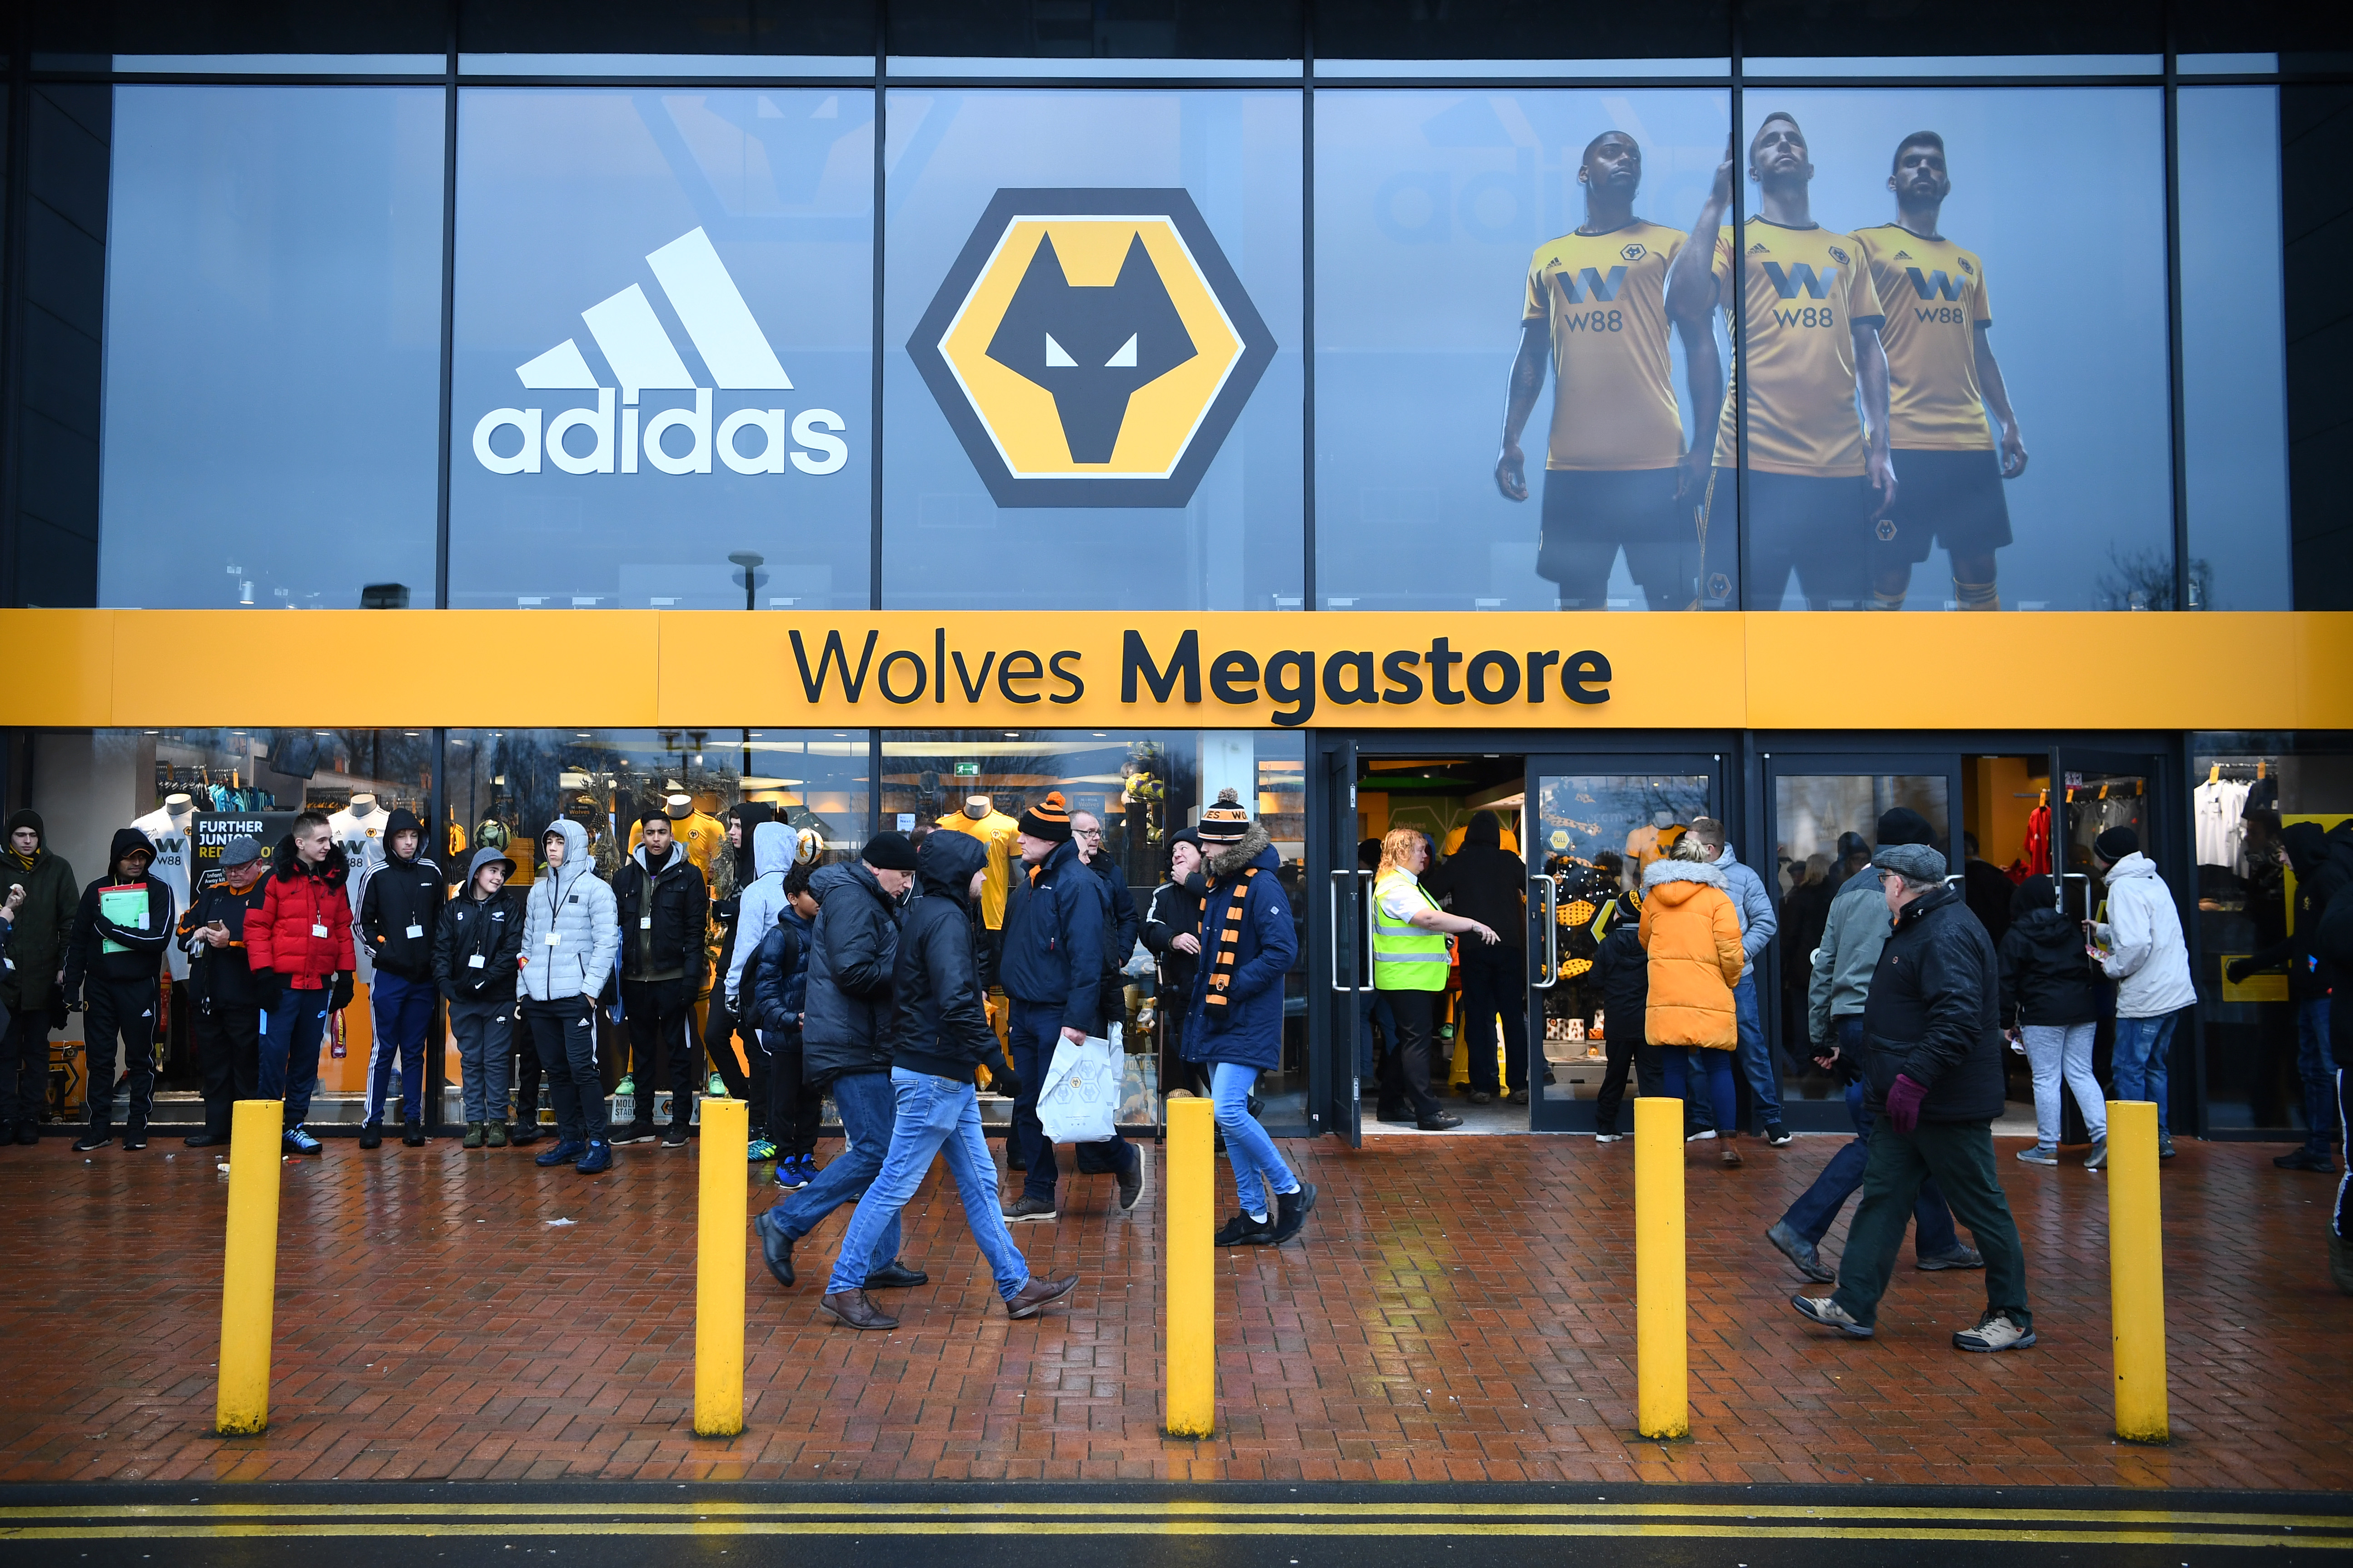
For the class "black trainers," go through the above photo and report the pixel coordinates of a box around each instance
[358,1123,383,1150]
[659,1126,689,1149]
[1214,1211,1274,1246]
[1118,1146,1149,1212]
[1003,1194,1058,1223]
[1270,1182,1318,1245]
[72,1131,110,1152]
[609,1125,656,1147]
[1764,1124,1793,1147]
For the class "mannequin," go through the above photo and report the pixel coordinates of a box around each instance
[935,793,1020,930]
[131,792,196,981]
[627,790,726,879]
[329,793,388,918]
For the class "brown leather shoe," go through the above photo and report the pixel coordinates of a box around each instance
[1721,1133,1743,1168]
[818,1290,899,1330]
[1005,1273,1079,1319]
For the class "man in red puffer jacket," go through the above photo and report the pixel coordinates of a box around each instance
[246,810,356,1154]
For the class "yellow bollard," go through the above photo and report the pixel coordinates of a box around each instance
[2106,1099,2169,1443]
[695,1096,749,1437]
[1164,1096,1214,1439]
[1634,1095,1688,1439]
[215,1099,284,1435]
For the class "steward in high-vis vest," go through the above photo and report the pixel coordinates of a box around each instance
[1370,826,1501,1132]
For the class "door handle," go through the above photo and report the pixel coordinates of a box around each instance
[1329,869,1352,992]
[1532,874,1559,989]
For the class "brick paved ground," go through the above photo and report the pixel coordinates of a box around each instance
[0,1127,2344,1490]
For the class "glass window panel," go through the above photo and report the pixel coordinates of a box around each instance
[887,0,1304,60]
[456,0,877,59]
[1311,0,1730,62]
[1730,91,2170,611]
[2180,87,2291,610]
[449,88,874,609]
[16,84,112,609]
[1313,88,1731,611]
[881,88,1303,610]
[100,86,445,610]
[2283,84,2353,609]
[1735,0,2162,60]
[2189,733,2353,1134]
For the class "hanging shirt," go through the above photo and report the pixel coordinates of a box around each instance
[2193,778,2251,869]
[1709,218,1886,476]
[130,807,194,982]
[1522,220,1690,471]
[1853,224,1995,452]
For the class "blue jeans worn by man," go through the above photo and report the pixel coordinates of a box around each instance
[1734,973,1783,1133]
[2110,1007,2180,1136]
[826,1068,1030,1300]
[1214,1061,1301,1218]
[365,969,435,1128]
[259,984,331,1128]
[2296,997,2336,1157]
[760,1067,900,1272]
[1009,996,1134,1206]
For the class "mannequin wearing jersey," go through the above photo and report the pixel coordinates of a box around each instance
[131,794,195,982]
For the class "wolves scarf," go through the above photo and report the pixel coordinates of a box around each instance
[1201,863,1259,1013]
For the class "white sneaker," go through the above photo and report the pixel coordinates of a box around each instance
[1593,1131,1626,1144]
[1686,1129,1716,1142]
[1790,1294,1872,1338]
[1952,1311,2036,1352]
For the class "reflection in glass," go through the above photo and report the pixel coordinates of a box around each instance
[100,86,445,609]
[449,89,874,609]
[1315,89,1729,611]
[1534,772,1713,1105]
[1721,92,2169,610]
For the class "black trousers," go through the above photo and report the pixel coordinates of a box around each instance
[1378,987,1444,1121]
[522,995,606,1143]
[512,1002,544,1131]
[85,977,159,1134]
[620,977,698,1131]
[0,1006,51,1133]
[1457,939,1530,1094]
[1591,1029,1663,1135]
[761,1027,822,1160]
[193,1000,261,1139]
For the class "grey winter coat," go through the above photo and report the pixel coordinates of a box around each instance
[519,819,618,1002]
[1713,844,1778,965]
[1808,871,1889,1047]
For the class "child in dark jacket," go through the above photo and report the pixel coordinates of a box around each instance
[1587,885,1656,1141]
[745,859,821,1188]
[1996,873,2108,1167]
[65,828,175,1150]
[434,846,524,1147]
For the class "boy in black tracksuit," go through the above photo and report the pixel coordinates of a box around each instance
[1587,886,1659,1140]
[612,809,711,1147]
[433,846,526,1146]
[177,834,273,1147]
[356,807,442,1148]
[63,828,175,1150]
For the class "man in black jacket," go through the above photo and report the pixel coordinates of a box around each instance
[1070,808,1141,1179]
[2230,821,2353,1172]
[434,846,525,1147]
[177,834,271,1149]
[1425,811,1532,1104]
[1143,829,1208,1097]
[1791,841,2033,1353]
[753,831,924,1295]
[64,828,175,1151]
[612,809,711,1148]
[0,810,77,1145]
[814,831,1080,1330]
[356,808,440,1149]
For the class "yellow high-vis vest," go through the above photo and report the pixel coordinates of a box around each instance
[1373,869,1450,992]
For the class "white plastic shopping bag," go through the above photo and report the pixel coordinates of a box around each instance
[1036,1031,1121,1144]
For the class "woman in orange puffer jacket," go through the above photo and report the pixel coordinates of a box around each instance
[1638,832,1747,1166]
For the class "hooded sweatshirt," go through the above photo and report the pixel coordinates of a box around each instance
[1995,875,2099,1028]
[1637,857,1743,1049]
[434,847,524,1002]
[0,809,78,1011]
[884,831,996,1082]
[519,819,618,1003]
[64,828,175,996]
[1423,811,1527,948]
[723,819,796,1005]
[2092,851,2194,1019]
[356,807,443,982]
[613,834,709,985]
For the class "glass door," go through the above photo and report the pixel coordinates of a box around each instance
[1525,755,1723,1132]
[1313,734,1363,1148]
[1762,753,1963,1130]
[2054,743,2184,1134]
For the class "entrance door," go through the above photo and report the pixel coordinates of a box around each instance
[1313,734,1363,1148]
[1761,752,1963,1131]
[1525,754,1724,1131]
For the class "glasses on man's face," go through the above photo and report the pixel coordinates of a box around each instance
[1074,826,1103,839]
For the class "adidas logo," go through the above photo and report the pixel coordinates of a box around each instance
[1747,242,1769,254]
[1893,249,1912,260]
[472,227,848,479]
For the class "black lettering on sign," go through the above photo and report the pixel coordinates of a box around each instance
[791,629,879,702]
[1380,649,1423,705]
[1048,651,1084,705]
[1322,650,1378,706]
[1209,649,1259,705]
[877,648,927,704]
[1121,629,1201,704]
[1564,649,1612,704]
[999,650,1044,704]
[1265,651,1315,727]
[1466,650,1519,705]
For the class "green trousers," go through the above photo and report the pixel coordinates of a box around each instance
[1831,1116,2031,1330]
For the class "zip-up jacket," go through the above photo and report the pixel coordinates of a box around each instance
[0,809,78,1012]
[723,820,796,1006]
[2235,822,2353,1002]
[2091,852,2194,1019]
[178,873,270,1011]
[1085,850,1139,1032]
[1859,883,2006,1121]
[1996,905,2100,1029]
[1808,872,1889,1047]
[744,904,813,1036]
[356,808,443,982]
[1589,894,1651,1046]
[1181,825,1296,1072]
[1143,873,1207,1002]
[801,859,902,1086]
[1712,844,1779,965]
[885,832,996,1081]
[63,829,175,996]
[519,819,617,1002]
[246,836,356,989]
[613,841,710,985]
[1000,838,1106,1033]
[434,849,526,1002]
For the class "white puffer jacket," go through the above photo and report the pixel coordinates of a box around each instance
[520,818,619,1002]
[2093,852,2194,1019]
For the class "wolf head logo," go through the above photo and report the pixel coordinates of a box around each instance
[983,234,1198,465]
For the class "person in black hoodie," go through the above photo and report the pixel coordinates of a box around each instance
[1587,883,1657,1141]
[177,834,272,1148]
[63,827,175,1151]
[1997,874,2106,1169]
[611,807,711,1149]
[813,830,1080,1331]
[1791,841,2032,1354]
[0,809,77,1144]
[356,808,441,1150]
[434,845,525,1147]
[2229,821,2353,1173]
[1424,810,1532,1103]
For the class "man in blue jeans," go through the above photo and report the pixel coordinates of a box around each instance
[1693,818,1786,1144]
[818,832,1077,1329]
[999,791,1143,1221]
[2089,827,2194,1159]
[752,831,928,1294]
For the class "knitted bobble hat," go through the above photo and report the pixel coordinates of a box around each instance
[1198,787,1250,844]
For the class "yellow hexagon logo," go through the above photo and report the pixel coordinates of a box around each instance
[910,189,1275,508]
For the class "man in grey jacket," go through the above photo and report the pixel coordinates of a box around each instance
[1692,817,1783,1142]
[521,819,620,1175]
[2090,827,2194,1158]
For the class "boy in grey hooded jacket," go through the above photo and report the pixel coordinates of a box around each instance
[521,819,620,1169]
[724,820,799,1011]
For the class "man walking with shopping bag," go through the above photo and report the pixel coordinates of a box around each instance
[1001,791,1145,1221]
